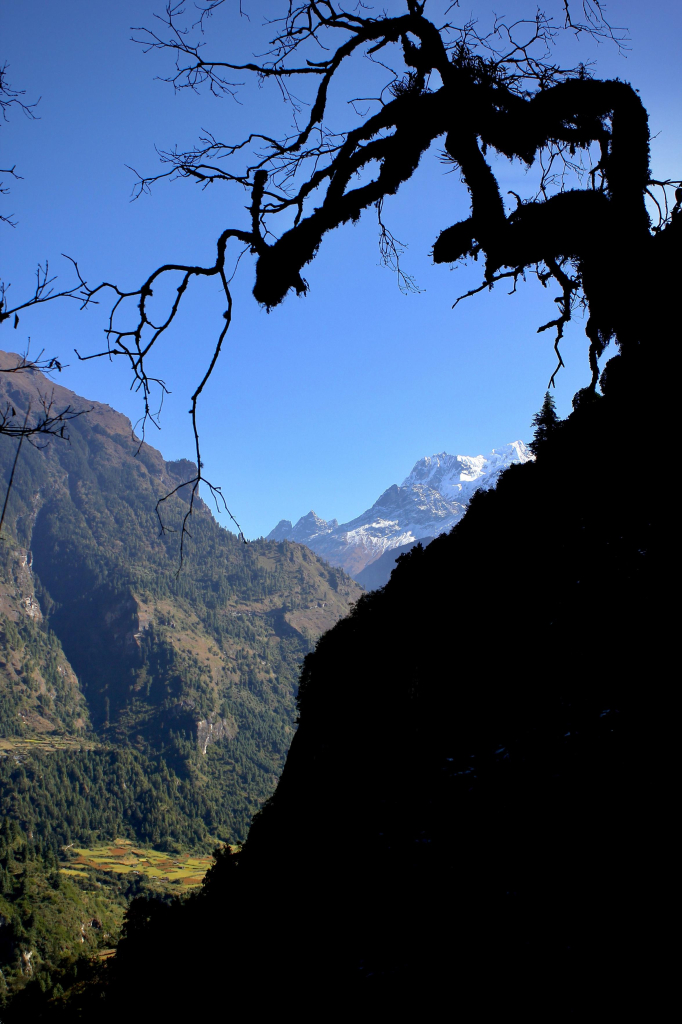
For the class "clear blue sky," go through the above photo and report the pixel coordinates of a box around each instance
[2,1,680,538]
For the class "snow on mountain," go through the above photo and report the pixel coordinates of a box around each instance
[266,441,533,579]
[268,511,338,544]
[402,442,532,500]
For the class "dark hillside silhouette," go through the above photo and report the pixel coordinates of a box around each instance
[92,345,666,1021]
[79,337,668,1023]
[355,536,434,590]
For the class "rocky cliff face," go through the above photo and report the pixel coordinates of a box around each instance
[267,441,533,578]
[0,543,89,740]
[196,714,238,755]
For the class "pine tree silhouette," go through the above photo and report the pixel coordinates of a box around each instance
[529,391,561,456]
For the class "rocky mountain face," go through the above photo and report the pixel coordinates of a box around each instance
[0,350,362,846]
[0,544,88,741]
[268,441,533,581]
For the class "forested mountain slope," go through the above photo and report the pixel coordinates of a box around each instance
[0,351,361,846]
[0,349,363,1009]
[0,349,366,1009]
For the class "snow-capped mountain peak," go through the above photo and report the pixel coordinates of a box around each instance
[402,441,532,502]
[267,441,533,580]
[268,510,337,544]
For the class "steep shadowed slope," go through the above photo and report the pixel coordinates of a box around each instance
[354,535,435,589]
[97,338,669,1022]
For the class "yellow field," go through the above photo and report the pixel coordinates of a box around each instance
[0,735,96,753]
[62,839,216,887]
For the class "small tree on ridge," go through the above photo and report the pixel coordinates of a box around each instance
[529,391,561,456]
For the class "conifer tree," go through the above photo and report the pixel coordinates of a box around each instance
[529,391,561,456]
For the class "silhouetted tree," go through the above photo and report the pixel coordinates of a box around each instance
[70,0,680,552]
[529,390,561,455]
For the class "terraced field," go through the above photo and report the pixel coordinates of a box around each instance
[61,839,216,888]
[0,736,97,754]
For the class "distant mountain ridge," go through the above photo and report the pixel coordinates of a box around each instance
[268,441,533,581]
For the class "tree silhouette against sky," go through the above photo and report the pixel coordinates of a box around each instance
[71,2,677,468]
[4,1,679,553]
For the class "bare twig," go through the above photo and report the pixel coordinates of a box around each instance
[73,177,265,563]
[154,279,245,574]
[0,342,66,377]
[0,62,40,228]
[537,258,581,390]
[0,394,90,535]
[376,199,422,294]
[0,392,88,443]
[0,258,92,329]
[0,405,29,535]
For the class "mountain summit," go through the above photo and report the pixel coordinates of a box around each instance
[268,510,338,544]
[267,441,533,580]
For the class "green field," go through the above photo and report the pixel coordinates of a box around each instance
[62,839,216,888]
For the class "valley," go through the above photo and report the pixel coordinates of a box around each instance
[0,349,363,1007]
[61,840,215,889]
